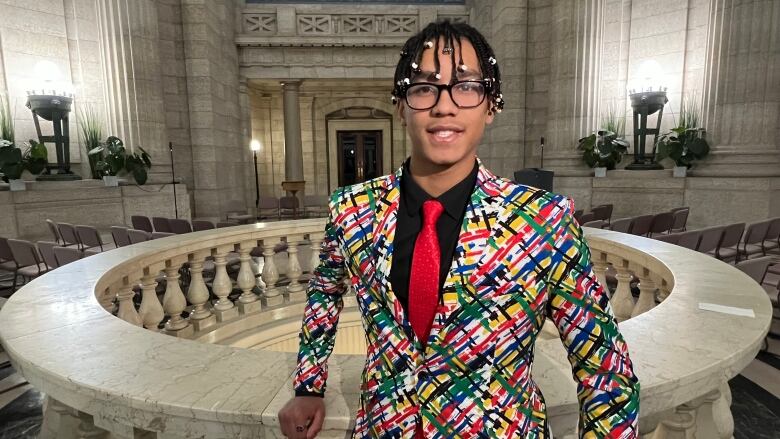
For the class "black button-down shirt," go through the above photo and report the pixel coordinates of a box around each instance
[390,158,479,313]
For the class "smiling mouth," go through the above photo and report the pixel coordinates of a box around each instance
[428,128,464,143]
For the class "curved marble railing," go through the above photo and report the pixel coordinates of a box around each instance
[0,220,771,438]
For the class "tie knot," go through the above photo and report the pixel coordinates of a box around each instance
[422,199,444,226]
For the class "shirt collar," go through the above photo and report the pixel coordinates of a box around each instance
[401,158,478,220]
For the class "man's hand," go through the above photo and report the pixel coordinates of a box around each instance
[278,396,325,439]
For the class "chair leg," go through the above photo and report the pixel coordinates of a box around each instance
[11,269,18,292]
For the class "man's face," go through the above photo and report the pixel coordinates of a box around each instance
[397,38,494,169]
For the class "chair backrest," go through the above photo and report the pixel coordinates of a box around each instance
[677,230,702,250]
[744,219,771,245]
[765,217,780,242]
[169,218,193,234]
[46,219,63,244]
[191,220,215,232]
[216,221,238,228]
[57,222,80,246]
[670,206,689,213]
[735,255,775,284]
[224,199,246,214]
[152,217,172,233]
[573,209,584,223]
[610,217,634,234]
[131,215,153,233]
[697,226,725,253]
[53,246,82,266]
[258,196,279,210]
[718,222,745,248]
[578,212,596,224]
[0,237,13,261]
[111,226,131,247]
[280,196,299,210]
[591,204,613,222]
[582,219,608,229]
[629,214,655,236]
[648,212,674,234]
[75,225,103,249]
[654,233,680,244]
[303,195,328,208]
[8,239,42,268]
[671,208,689,231]
[152,231,176,239]
[37,241,59,269]
[127,229,151,244]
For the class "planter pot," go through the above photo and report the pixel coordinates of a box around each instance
[594,167,607,178]
[9,179,25,191]
[103,175,119,186]
[673,166,687,178]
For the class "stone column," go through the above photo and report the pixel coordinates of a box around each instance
[281,80,304,182]
[545,0,604,178]
[698,0,780,178]
[95,0,169,181]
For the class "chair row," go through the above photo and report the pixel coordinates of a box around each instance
[129,216,243,236]
[584,207,690,237]
[575,204,614,225]
[45,219,116,254]
[0,237,85,292]
[654,217,780,263]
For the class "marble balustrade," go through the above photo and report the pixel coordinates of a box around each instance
[0,221,771,438]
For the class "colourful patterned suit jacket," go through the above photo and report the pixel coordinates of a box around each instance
[294,160,640,438]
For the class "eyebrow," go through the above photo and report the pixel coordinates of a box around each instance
[411,69,483,81]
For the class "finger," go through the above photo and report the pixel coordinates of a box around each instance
[306,409,325,439]
[290,414,312,439]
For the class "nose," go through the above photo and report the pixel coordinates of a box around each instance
[431,86,458,116]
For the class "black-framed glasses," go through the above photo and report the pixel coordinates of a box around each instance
[403,80,490,110]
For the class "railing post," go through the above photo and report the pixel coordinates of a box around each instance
[632,266,657,318]
[212,245,238,322]
[286,235,305,302]
[138,267,164,330]
[610,258,635,322]
[163,258,191,335]
[186,250,216,331]
[237,240,262,314]
[262,238,282,306]
[308,232,324,282]
[116,277,142,327]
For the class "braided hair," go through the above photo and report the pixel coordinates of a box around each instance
[391,20,504,114]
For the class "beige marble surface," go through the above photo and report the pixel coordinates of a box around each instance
[0,221,772,437]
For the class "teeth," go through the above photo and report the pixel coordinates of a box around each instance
[433,130,456,139]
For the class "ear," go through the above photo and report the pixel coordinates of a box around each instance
[485,106,495,125]
[396,101,407,126]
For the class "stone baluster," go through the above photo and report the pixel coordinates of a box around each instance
[162,258,190,335]
[77,411,108,438]
[689,383,733,439]
[657,278,672,302]
[116,278,141,327]
[262,238,282,306]
[186,250,215,331]
[237,240,262,314]
[212,246,238,322]
[286,235,305,302]
[592,251,609,292]
[40,397,81,439]
[309,232,324,280]
[648,405,696,439]
[609,258,634,322]
[138,268,164,330]
[631,267,657,318]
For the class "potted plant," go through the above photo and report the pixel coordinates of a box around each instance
[0,140,24,190]
[577,107,629,177]
[655,97,710,177]
[89,135,152,185]
[78,105,103,179]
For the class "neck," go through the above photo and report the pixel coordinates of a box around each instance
[408,155,475,198]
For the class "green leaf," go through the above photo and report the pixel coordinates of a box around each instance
[132,167,147,185]
[25,157,46,175]
[688,137,710,158]
[88,145,105,156]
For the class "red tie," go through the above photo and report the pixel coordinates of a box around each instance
[408,199,444,348]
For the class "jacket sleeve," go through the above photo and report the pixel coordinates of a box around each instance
[545,196,640,438]
[292,196,348,397]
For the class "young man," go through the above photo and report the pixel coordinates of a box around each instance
[279,21,639,438]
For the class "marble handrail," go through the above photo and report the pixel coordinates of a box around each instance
[0,221,771,438]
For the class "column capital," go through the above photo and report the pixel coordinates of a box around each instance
[281,80,303,91]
